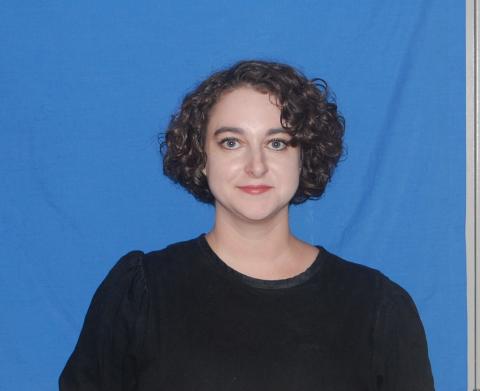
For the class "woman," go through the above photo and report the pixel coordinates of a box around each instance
[60,60,435,390]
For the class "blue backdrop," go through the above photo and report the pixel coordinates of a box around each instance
[0,1,465,390]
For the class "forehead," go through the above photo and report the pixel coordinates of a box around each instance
[207,87,282,131]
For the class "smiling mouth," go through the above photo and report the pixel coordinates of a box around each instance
[237,185,273,195]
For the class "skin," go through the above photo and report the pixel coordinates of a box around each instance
[203,86,319,280]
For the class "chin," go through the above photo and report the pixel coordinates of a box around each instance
[232,202,289,223]
[236,211,277,222]
[214,192,294,223]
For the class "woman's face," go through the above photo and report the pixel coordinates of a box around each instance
[203,86,301,223]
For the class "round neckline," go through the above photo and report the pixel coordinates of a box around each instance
[195,233,325,290]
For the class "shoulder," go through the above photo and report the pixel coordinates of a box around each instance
[121,236,203,290]
[113,236,200,271]
[319,248,415,308]
[142,236,201,269]
[108,250,145,278]
[87,250,148,317]
[320,248,387,289]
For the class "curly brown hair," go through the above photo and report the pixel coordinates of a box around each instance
[160,60,345,205]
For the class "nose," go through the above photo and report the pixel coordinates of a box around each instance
[245,146,268,177]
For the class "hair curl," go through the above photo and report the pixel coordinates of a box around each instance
[160,60,345,205]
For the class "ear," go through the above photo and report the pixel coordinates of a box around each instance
[202,167,207,176]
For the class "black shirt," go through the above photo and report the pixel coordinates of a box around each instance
[60,234,435,390]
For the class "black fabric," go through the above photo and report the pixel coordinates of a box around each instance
[60,234,435,391]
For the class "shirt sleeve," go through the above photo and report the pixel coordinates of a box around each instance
[372,279,435,391]
[59,251,148,391]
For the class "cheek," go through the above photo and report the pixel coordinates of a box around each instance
[288,168,302,193]
[275,154,301,181]
[204,160,235,194]
[205,152,243,178]
[288,170,301,190]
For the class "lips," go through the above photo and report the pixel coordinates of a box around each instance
[237,185,273,195]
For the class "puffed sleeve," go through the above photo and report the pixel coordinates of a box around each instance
[372,280,435,391]
[59,251,148,391]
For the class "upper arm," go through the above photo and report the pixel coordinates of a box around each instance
[372,280,435,391]
[59,251,148,391]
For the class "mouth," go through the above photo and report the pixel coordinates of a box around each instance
[237,185,273,195]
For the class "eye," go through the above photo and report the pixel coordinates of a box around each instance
[267,138,289,151]
[219,137,241,150]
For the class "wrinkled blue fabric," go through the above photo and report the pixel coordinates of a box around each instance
[0,1,464,390]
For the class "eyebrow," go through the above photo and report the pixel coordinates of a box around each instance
[212,127,291,137]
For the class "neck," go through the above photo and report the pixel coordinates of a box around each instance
[206,203,296,265]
